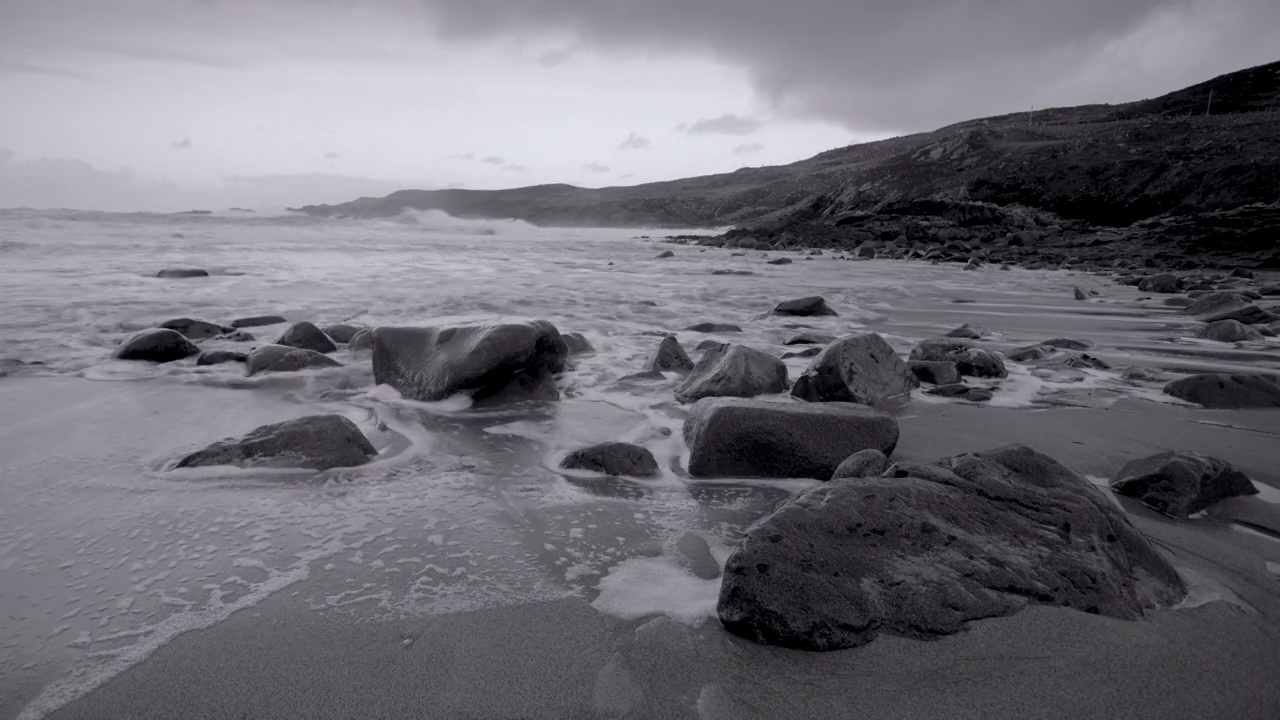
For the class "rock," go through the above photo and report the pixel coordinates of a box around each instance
[963,258,980,270]
[711,269,755,276]
[1137,273,1180,293]
[231,315,288,328]
[791,333,919,405]
[156,268,208,278]
[781,347,823,359]
[372,321,568,402]
[1007,344,1054,362]
[925,383,993,401]
[695,339,726,351]
[1229,267,1254,279]
[176,415,376,471]
[716,445,1185,651]
[1121,366,1169,383]
[1164,297,1193,307]
[675,533,721,580]
[1163,373,1280,409]
[159,318,232,340]
[675,344,789,403]
[115,328,200,363]
[1196,319,1263,343]
[684,323,742,333]
[944,323,983,339]
[1043,338,1092,350]
[784,332,835,346]
[646,335,694,373]
[1112,451,1258,518]
[683,398,899,479]
[656,250,675,259]
[908,360,960,385]
[618,370,667,383]
[1201,304,1277,326]
[276,321,338,353]
[1073,287,1088,301]
[772,296,837,317]
[1182,291,1251,319]
[908,338,1008,378]
[560,442,658,478]
[562,332,594,354]
[217,330,255,342]
[246,344,343,375]
[1060,353,1111,370]
[322,323,366,343]
[830,448,890,481]
[348,328,374,352]
[1259,283,1280,296]
[767,258,793,265]
[196,350,248,366]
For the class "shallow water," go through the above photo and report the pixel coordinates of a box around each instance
[1,208,1278,718]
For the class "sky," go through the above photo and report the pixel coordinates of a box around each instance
[1,0,1277,211]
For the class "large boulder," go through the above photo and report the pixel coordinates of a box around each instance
[674,344,789,403]
[791,333,918,405]
[772,296,838,317]
[276,321,338,354]
[159,318,232,340]
[372,321,568,402]
[1111,451,1258,518]
[1195,319,1263,343]
[176,415,376,470]
[115,328,200,363]
[560,442,658,478]
[683,398,899,479]
[645,335,694,373]
[1163,373,1280,409]
[908,338,1008,378]
[717,445,1186,651]
[245,344,342,376]
[1137,273,1180,293]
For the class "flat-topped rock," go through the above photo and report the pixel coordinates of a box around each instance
[231,315,288,328]
[1163,373,1280,408]
[176,415,376,471]
[156,268,208,279]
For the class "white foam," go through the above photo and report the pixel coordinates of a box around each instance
[591,556,720,626]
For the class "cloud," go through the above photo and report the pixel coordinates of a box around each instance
[582,162,611,173]
[687,114,765,136]
[448,152,476,161]
[481,155,506,165]
[323,151,340,159]
[616,132,652,151]
[503,163,529,172]
[169,138,192,150]
[733,143,765,155]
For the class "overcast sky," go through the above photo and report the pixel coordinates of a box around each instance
[1,0,1276,211]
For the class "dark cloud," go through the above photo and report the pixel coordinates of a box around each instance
[415,0,1280,131]
[616,132,652,151]
[169,138,192,150]
[583,162,611,173]
[733,143,764,155]
[687,114,765,136]
[481,155,506,165]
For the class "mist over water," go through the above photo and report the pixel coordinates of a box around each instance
[1,208,1277,718]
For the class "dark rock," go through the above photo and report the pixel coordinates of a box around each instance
[1112,451,1258,518]
[1182,291,1249,318]
[683,398,899,479]
[717,445,1185,651]
[277,322,338,354]
[560,442,658,477]
[115,328,200,363]
[1196,319,1263,343]
[176,415,376,471]
[1201,304,1277,325]
[322,323,367,343]
[217,330,255,342]
[711,270,755,276]
[1259,283,1280,296]
[372,321,568,402]
[925,383,993,401]
[196,350,248,366]
[1060,353,1111,370]
[348,328,374,352]
[246,344,343,375]
[791,333,918,405]
[784,332,835,346]
[830,448,891,481]
[684,323,742,333]
[1073,287,1088,301]
[1007,344,1054,362]
[1043,338,1093,350]
[944,323,983,339]
[909,360,961,385]
[676,533,721,580]
[1163,373,1280,409]
[675,344,789,403]
[656,250,675,259]
[646,335,694,373]
[563,332,594,354]
[1229,267,1254,279]
[767,257,793,265]
[781,347,823,359]
[1137,273,1180,293]
[156,268,208,279]
[909,338,1008,378]
[618,370,668,383]
[231,315,288,328]
[695,339,726,352]
[159,318,232,340]
[772,296,837,317]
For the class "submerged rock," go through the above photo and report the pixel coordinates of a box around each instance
[717,445,1186,651]
[159,318,232,340]
[322,323,367,343]
[1006,344,1054,362]
[675,344,789,403]
[372,321,568,402]
[772,296,837,317]
[767,257,793,265]
[676,532,721,580]
[1195,320,1262,343]
[562,332,594,354]
[791,333,918,405]
[560,442,658,478]
[908,360,961,385]
[276,321,338,354]
[781,347,823,359]
[176,415,376,471]
[783,332,835,346]
[231,315,288,328]
[830,448,891,481]
[156,268,208,279]
[1112,451,1258,518]
[646,335,694,373]
[656,250,675,259]
[115,328,200,363]
[1163,373,1280,409]
[908,338,1007,378]
[196,350,248,366]
[246,344,342,375]
[217,330,255,343]
[683,398,899,479]
[684,323,742,333]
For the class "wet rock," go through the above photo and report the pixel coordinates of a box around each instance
[159,318,233,340]
[656,250,675,259]
[963,258,980,270]
[217,330,255,342]
[156,268,208,278]
[791,333,918,405]
[772,296,838,317]
[1259,283,1280,296]
[348,328,373,351]
[1007,344,1054,362]
[646,335,694,373]
[676,532,721,580]
[560,442,658,478]
[684,323,742,333]
[1120,366,1170,384]
[944,323,983,339]
[115,328,200,363]
[1060,353,1111,370]
[767,257,793,265]
[1043,338,1093,350]
[717,444,1185,651]
[781,347,823,359]
[176,415,376,471]
[322,323,367,343]
[909,338,1008,378]
[1201,303,1277,325]
[830,448,891,481]
[562,332,594,354]
[683,398,899,479]
[1138,273,1180,293]
[618,370,667,383]
[908,360,960,385]
[1112,451,1258,518]
[925,383,993,401]
[784,332,835,346]
[246,344,343,375]
[372,321,568,402]
[276,321,338,354]
[1183,291,1249,319]
[1074,287,1088,301]
[711,269,754,276]
[695,339,726,352]
[196,350,248,366]
[231,315,288,328]
[1196,319,1263,343]
[1229,267,1254,279]
[675,344,789,403]
[1163,373,1280,409]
